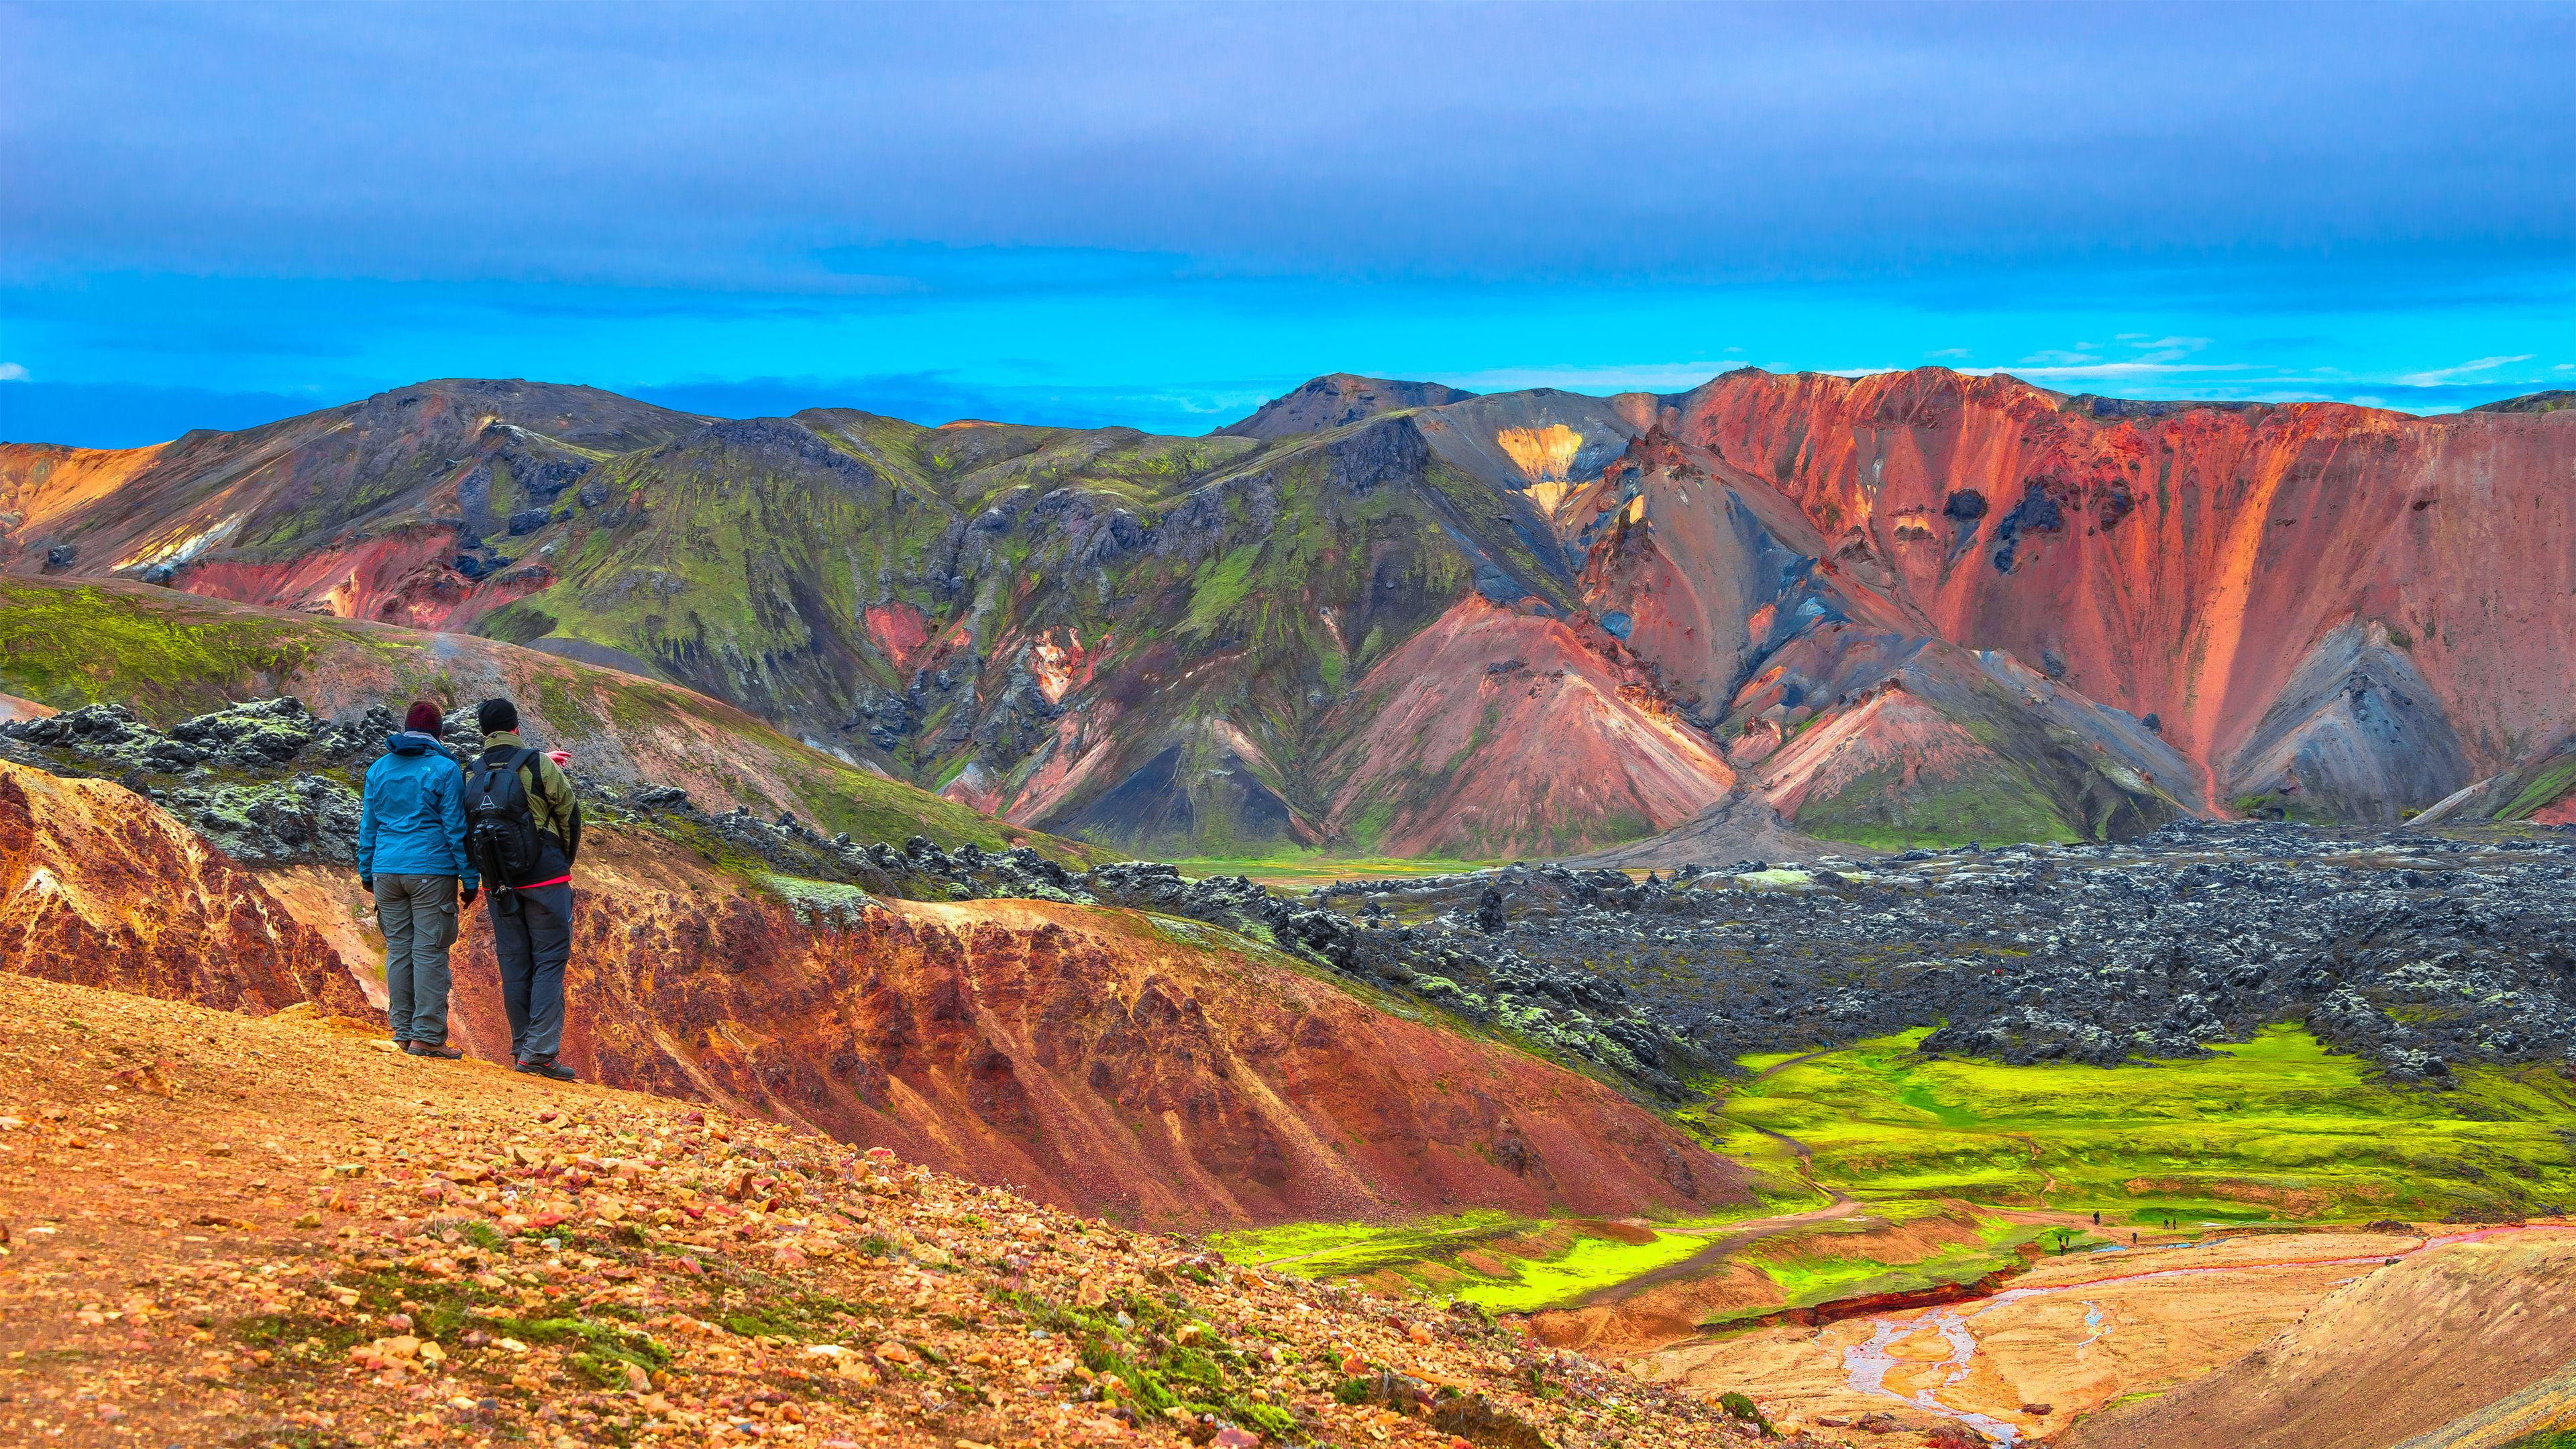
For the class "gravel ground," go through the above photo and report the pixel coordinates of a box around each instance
[0,973,1809,1449]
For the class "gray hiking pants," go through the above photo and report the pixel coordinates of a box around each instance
[374,873,458,1044]
[487,881,574,1063]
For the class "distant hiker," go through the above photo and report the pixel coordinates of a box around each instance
[357,700,477,1059]
[464,697,583,1081]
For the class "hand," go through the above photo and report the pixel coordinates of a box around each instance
[360,874,373,893]
[460,884,479,908]
[545,749,571,767]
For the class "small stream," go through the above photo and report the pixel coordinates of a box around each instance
[1835,1223,2576,1446]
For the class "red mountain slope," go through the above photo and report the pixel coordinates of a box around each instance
[0,379,703,630]
[0,747,1743,1228]
[1318,597,1740,856]
[1670,368,2576,818]
[407,826,1747,1228]
[0,759,367,1016]
[1541,421,2203,846]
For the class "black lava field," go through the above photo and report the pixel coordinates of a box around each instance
[8,698,2572,1098]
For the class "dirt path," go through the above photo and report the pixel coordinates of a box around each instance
[1566,1108,1862,1309]
[1750,1048,1839,1083]
[2006,1132,2057,1203]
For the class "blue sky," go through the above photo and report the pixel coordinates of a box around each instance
[3,1,2569,445]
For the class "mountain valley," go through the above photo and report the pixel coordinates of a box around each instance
[11,368,2569,857]
[1,370,2573,1448]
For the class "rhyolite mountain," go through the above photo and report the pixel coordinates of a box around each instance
[6,366,2573,855]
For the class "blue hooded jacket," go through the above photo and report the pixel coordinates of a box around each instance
[357,733,478,887]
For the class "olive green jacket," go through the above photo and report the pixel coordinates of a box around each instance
[474,731,583,863]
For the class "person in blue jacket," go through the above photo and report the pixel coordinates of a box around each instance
[357,700,480,1058]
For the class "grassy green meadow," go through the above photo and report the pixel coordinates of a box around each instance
[1717,1025,2576,1222]
[1216,1025,2576,1317]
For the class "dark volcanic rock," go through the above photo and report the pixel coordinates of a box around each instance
[9,698,2572,1101]
[1283,823,2576,1087]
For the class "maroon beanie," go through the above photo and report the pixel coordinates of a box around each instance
[403,701,445,737]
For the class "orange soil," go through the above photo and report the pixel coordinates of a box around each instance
[0,971,1762,1449]
[2061,1228,2576,1449]
[0,442,164,547]
[1641,1226,2576,1444]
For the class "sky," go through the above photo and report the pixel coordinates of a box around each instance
[2,1,2570,446]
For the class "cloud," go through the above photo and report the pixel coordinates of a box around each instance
[0,364,28,382]
[1987,361,2262,381]
[2394,354,2537,386]
[1442,362,1746,393]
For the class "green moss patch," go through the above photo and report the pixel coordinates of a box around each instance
[1717,1025,2576,1220]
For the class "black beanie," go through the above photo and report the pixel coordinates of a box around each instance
[476,697,519,735]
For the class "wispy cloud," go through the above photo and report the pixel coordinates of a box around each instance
[1988,361,2262,381]
[1443,362,1746,393]
[0,364,28,382]
[2394,355,2536,386]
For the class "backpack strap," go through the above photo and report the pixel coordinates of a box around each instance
[477,745,536,784]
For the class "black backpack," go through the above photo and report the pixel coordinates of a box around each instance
[464,747,545,888]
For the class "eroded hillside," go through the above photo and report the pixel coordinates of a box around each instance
[7,366,2573,855]
[0,706,1746,1230]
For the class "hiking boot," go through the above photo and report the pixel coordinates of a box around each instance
[405,1041,464,1060]
[515,1057,577,1081]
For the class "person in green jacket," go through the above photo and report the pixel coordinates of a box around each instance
[357,700,479,1058]
[464,697,583,1081]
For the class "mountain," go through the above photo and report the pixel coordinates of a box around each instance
[0,378,705,631]
[1665,370,2576,824]
[9,368,2572,855]
[0,576,1093,858]
[1214,372,1479,439]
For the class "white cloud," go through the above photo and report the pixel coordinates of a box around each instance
[1979,361,2262,382]
[2394,355,2536,387]
[1444,362,1744,393]
[0,363,28,382]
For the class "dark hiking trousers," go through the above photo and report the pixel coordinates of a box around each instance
[374,873,458,1044]
[487,881,574,1063]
